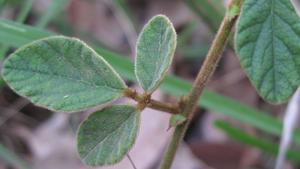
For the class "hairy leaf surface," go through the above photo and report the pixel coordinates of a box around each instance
[135,15,177,93]
[2,36,126,112]
[235,0,300,103]
[77,105,139,166]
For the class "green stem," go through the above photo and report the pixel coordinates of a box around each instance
[16,0,33,23]
[159,1,243,169]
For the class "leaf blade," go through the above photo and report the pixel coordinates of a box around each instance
[135,15,177,93]
[77,105,140,166]
[235,0,300,103]
[2,36,126,112]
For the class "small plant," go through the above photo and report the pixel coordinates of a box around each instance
[2,15,178,167]
[2,0,300,168]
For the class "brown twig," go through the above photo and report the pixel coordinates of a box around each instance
[124,88,180,114]
[159,1,244,168]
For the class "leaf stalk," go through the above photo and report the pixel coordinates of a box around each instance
[124,88,180,114]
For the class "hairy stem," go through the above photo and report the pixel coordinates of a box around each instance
[159,1,243,169]
[124,88,180,114]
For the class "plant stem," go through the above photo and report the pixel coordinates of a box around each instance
[159,1,243,169]
[124,88,180,114]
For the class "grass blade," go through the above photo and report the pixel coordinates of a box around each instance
[0,143,31,169]
[215,120,300,163]
[35,0,69,28]
[0,20,51,47]
[177,21,198,52]
[0,0,7,13]
[16,0,33,23]
[112,0,137,31]
[0,0,33,60]
[185,0,225,32]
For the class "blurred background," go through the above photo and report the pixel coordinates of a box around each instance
[0,0,300,169]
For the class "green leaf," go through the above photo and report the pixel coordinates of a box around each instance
[77,105,140,166]
[235,0,300,103]
[135,15,177,93]
[2,36,126,112]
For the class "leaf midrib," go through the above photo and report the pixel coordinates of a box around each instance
[5,65,123,92]
[270,0,277,99]
[150,19,164,91]
[82,112,134,161]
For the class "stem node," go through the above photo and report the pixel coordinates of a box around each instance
[124,88,180,114]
